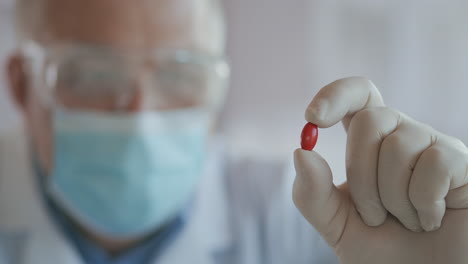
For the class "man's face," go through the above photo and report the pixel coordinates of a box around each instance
[10,0,224,171]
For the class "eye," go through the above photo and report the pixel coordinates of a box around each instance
[55,58,133,99]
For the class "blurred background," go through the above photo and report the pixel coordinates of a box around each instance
[1,0,468,182]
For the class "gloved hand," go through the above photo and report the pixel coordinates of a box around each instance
[293,77,468,264]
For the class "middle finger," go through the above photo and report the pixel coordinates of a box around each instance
[378,116,434,231]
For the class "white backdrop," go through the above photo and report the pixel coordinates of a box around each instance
[222,0,468,182]
[1,0,468,182]
[304,0,468,141]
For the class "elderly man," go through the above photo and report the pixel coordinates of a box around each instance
[1,0,468,263]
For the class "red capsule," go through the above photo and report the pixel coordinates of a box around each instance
[301,122,318,151]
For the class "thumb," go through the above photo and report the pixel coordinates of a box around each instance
[293,149,350,246]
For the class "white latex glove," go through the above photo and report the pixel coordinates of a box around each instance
[293,77,468,264]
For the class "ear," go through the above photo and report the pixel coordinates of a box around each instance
[6,53,29,112]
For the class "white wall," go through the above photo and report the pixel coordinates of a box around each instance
[222,0,316,158]
[223,0,468,181]
[305,0,468,144]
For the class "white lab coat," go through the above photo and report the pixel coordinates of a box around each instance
[0,126,337,264]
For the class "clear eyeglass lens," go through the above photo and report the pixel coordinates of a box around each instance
[41,51,229,112]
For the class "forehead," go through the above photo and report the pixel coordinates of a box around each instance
[35,0,221,54]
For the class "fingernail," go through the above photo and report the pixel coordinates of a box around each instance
[294,148,316,168]
[359,203,387,227]
[362,217,382,227]
[307,100,329,123]
[293,149,308,177]
[420,217,440,232]
[405,222,423,232]
[362,212,387,227]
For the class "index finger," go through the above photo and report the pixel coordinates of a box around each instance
[306,76,385,130]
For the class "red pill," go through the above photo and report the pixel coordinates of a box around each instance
[301,123,318,151]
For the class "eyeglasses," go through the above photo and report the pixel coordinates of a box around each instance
[21,42,230,112]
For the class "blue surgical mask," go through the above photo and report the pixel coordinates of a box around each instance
[47,107,211,239]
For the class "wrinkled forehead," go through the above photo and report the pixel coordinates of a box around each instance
[30,0,223,54]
